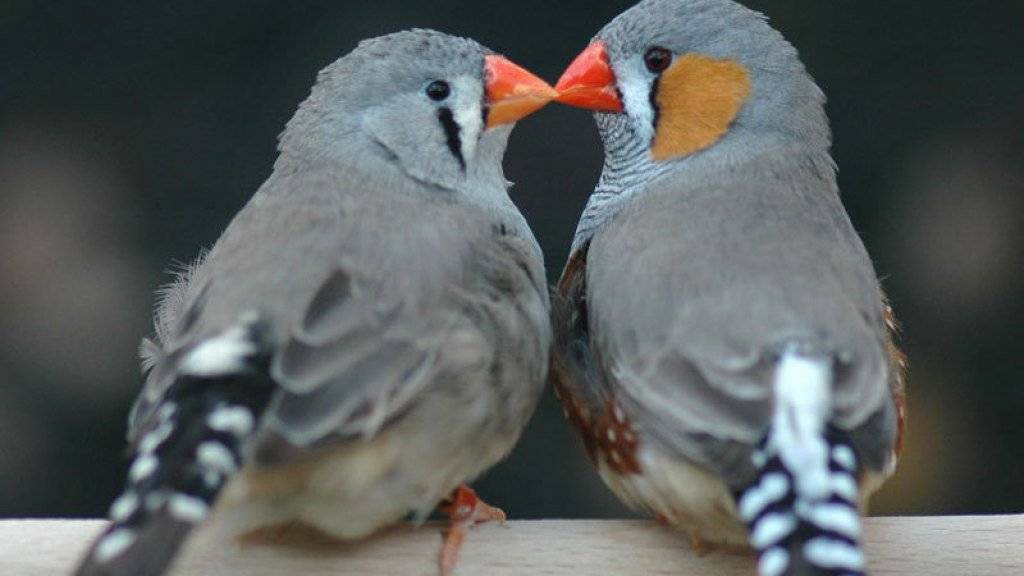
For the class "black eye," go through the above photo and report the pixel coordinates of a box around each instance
[425,80,450,101]
[644,47,673,74]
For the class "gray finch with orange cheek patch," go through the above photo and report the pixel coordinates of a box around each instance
[551,2,907,575]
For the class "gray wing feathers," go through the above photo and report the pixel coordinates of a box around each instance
[132,168,549,461]
[265,230,549,455]
[266,268,444,443]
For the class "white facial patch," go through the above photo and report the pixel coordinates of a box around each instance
[615,56,657,147]
[450,75,484,163]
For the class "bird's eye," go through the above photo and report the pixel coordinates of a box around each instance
[643,47,673,74]
[425,80,451,101]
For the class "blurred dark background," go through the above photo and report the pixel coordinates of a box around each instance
[1,1,1022,520]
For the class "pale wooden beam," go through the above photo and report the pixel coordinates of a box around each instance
[1,517,1021,575]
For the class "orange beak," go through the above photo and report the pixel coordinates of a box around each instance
[554,41,623,112]
[484,55,558,128]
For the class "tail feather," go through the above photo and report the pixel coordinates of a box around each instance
[74,321,275,576]
[737,349,867,576]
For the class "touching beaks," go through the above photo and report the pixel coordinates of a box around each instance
[554,41,623,113]
[484,55,558,128]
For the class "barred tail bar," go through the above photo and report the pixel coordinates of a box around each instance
[737,349,867,576]
[74,321,274,576]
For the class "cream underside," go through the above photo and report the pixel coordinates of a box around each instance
[596,445,887,548]
[205,397,517,542]
[597,446,748,546]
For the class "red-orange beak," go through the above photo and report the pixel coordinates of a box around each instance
[555,41,623,112]
[484,55,558,128]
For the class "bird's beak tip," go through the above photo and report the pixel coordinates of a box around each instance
[554,41,623,113]
[484,55,557,128]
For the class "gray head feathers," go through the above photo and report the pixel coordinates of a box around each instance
[598,0,830,161]
[572,0,834,250]
[276,29,506,193]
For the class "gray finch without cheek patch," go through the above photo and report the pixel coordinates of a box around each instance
[74,28,551,576]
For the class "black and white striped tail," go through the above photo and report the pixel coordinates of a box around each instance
[736,349,867,576]
[738,433,866,576]
[74,322,275,576]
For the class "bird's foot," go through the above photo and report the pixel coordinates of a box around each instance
[437,485,506,576]
[688,532,714,556]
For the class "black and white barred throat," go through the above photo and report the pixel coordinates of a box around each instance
[571,111,672,252]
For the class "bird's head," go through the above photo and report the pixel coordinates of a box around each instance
[279,29,555,191]
[555,0,829,169]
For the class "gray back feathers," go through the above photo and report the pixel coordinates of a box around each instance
[277,29,506,195]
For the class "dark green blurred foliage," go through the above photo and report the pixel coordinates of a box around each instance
[1,1,1021,519]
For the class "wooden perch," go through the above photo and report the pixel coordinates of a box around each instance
[1,517,1021,575]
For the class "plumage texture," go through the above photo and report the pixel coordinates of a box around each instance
[78,29,550,576]
[551,1,905,574]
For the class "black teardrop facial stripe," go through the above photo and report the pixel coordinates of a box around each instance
[648,77,661,137]
[437,107,465,170]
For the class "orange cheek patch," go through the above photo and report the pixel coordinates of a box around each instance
[650,54,751,161]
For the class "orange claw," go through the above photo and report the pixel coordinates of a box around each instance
[438,485,506,576]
